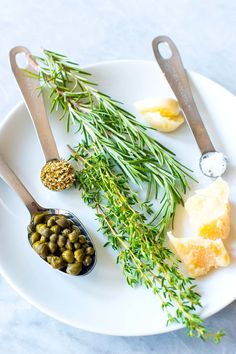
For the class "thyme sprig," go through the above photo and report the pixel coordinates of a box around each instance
[31,49,224,341]
[71,145,223,342]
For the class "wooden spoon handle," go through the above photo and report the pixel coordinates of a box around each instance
[0,154,43,215]
[152,36,215,155]
[9,46,60,162]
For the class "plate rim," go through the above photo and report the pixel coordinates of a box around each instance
[0,59,236,336]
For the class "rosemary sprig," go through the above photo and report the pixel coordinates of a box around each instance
[31,49,224,341]
[33,50,195,228]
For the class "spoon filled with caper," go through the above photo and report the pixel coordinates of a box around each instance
[10,46,75,191]
[0,154,96,276]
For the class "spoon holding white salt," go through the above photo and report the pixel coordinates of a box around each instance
[200,152,227,178]
[152,36,228,178]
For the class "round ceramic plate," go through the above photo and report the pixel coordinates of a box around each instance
[0,60,236,336]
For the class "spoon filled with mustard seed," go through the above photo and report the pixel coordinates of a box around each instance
[10,46,75,191]
[0,154,96,276]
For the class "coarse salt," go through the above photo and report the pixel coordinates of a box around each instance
[200,152,227,177]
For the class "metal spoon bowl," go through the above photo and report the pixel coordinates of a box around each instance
[0,154,96,276]
[199,151,228,178]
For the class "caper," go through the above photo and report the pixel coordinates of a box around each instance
[83,255,92,267]
[57,235,66,248]
[60,247,67,253]
[30,232,40,244]
[74,242,81,250]
[36,223,46,234]
[82,243,89,249]
[47,254,53,264]
[33,213,45,225]
[48,241,57,254]
[49,233,58,242]
[47,216,56,228]
[32,240,42,250]
[41,227,52,238]
[44,214,51,222]
[65,239,74,251]
[65,218,72,227]
[78,235,87,244]
[68,230,79,243]
[62,250,74,263]
[66,262,82,275]
[56,217,69,228]
[85,246,95,256]
[34,242,49,259]
[62,228,70,236]
[50,256,65,269]
[72,225,81,234]
[74,249,85,262]
[50,225,61,235]
[27,224,35,233]
[40,235,48,243]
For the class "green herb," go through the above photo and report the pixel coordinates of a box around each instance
[31,49,224,341]
[32,49,194,232]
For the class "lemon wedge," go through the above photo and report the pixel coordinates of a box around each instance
[185,178,230,240]
[168,232,230,278]
[134,97,184,132]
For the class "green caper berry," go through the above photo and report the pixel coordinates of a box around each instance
[34,242,49,259]
[50,225,61,235]
[47,216,56,228]
[36,223,46,234]
[49,233,58,242]
[40,235,48,243]
[74,249,85,262]
[50,256,65,269]
[27,224,35,233]
[72,225,81,234]
[62,228,70,236]
[65,240,74,251]
[74,242,81,250]
[67,219,73,226]
[41,227,52,238]
[73,227,79,235]
[57,235,66,248]
[48,241,57,254]
[44,214,51,222]
[56,217,69,228]
[85,246,95,256]
[82,243,89,249]
[83,256,92,266]
[33,213,45,225]
[74,249,84,256]
[32,240,42,250]
[47,254,53,264]
[76,254,84,262]
[62,250,74,263]
[66,262,82,275]
[30,232,40,244]
[78,235,87,244]
[68,230,79,243]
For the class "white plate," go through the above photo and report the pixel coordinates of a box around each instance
[1,60,236,336]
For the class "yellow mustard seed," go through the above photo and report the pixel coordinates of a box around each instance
[40,159,75,191]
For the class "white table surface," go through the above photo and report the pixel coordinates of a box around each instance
[1,0,236,353]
